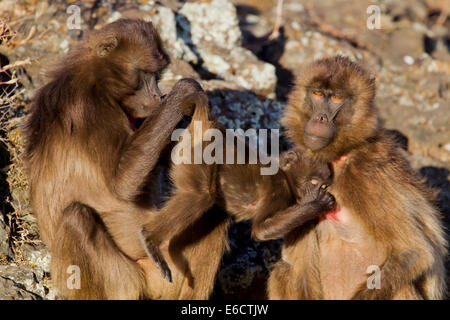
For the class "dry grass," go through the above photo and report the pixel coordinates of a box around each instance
[0,17,16,46]
[0,17,37,255]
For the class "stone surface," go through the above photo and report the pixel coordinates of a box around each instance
[179,0,277,95]
[0,264,56,300]
[0,215,9,257]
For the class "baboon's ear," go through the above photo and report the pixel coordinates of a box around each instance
[97,35,118,57]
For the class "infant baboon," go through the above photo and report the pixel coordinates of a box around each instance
[252,149,335,241]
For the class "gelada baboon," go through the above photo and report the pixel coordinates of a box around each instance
[251,148,335,242]
[24,19,209,299]
[268,56,447,300]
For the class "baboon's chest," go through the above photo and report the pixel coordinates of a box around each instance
[316,206,386,299]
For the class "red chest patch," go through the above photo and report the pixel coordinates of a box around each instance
[320,154,348,223]
[320,203,340,222]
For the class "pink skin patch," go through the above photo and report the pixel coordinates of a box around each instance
[324,203,339,221]
[332,154,348,169]
[319,203,340,222]
[319,154,348,223]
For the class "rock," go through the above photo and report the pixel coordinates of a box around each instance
[0,276,40,300]
[159,57,201,94]
[207,88,285,130]
[180,0,242,51]
[376,59,450,164]
[383,28,425,68]
[279,31,375,78]
[214,221,282,299]
[179,0,277,95]
[21,243,52,276]
[0,264,57,299]
[144,4,198,64]
[0,215,10,256]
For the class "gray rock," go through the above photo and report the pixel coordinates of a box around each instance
[0,276,40,300]
[179,0,277,95]
[21,243,52,276]
[144,4,198,64]
[0,215,10,256]
[0,264,57,300]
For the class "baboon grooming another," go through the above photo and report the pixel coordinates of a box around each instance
[268,56,447,299]
[24,19,208,299]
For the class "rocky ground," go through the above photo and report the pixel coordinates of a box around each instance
[0,0,448,299]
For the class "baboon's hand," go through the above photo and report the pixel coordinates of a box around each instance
[303,180,335,213]
[169,78,206,116]
[316,187,335,212]
[302,179,324,204]
[138,227,172,283]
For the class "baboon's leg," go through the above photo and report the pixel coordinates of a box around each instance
[351,249,424,300]
[139,190,216,282]
[52,202,145,299]
[268,260,322,300]
[140,163,217,281]
[173,208,230,299]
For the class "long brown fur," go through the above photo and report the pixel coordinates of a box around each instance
[139,95,300,294]
[269,56,447,300]
[24,19,211,299]
[139,94,340,297]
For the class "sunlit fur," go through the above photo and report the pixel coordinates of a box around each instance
[24,19,209,299]
[270,56,447,300]
[139,101,295,297]
[282,56,379,162]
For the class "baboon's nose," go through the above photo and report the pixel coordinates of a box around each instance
[315,114,328,123]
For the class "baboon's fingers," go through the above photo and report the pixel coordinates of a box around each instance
[138,227,173,283]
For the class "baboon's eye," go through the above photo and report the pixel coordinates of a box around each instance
[312,91,323,100]
[331,95,344,104]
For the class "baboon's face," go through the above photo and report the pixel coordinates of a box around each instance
[282,56,377,159]
[303,85,347,151]
[121,70,164,118]
[280,150,332,195]
[92,19,169,119]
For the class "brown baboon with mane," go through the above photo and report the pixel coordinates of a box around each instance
[24,19,212,299]
[267,56,447,300]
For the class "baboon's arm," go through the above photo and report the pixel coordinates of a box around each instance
[113,79,204,201]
